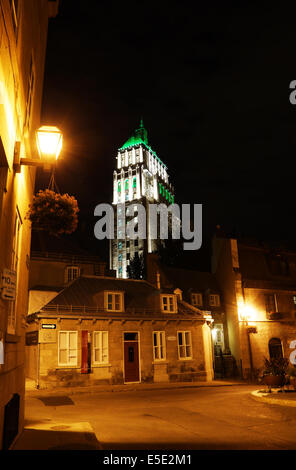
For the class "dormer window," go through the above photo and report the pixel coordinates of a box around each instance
[161,294,177,313]
[209,294,220,307]
[191,293,203,307]
[65,266,80,284]
[105,291,124,312]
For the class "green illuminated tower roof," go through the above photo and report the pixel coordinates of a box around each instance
[119,119,167,168]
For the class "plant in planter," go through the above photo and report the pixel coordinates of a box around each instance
[262,357,289,391]
[27,189,79,237]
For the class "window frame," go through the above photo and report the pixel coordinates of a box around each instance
[58,330,78,367]
[7,211,22,335]
[177,331,193,360]
[24,56,35,129]
[209,294,220,307]
[161,294,177,313]
[191,293,203,307]
[264,293,278,314]
[104,291,124,312]
[65,265,80,284]
[153,331,166,361]
[93,331,109,365]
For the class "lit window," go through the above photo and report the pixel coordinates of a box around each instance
[24,57,35,129]
[58,331,78,366]
[209,294,220,307]
[293,295,296,305]
[105,292,124,311]
[153,331,166,361]
[178,331,192,359]
[65,266,80,283]
[161,295,177,313]
[93,331,109,364]
[191,293,203,307]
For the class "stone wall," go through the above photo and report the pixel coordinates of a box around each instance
[26,317,210,388]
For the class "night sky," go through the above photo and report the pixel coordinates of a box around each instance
[36,1,296,270]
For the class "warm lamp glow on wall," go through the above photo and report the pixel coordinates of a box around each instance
[239,303,257,323]
[14,125,63,172]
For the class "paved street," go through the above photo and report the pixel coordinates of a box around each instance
[18,385,296,450]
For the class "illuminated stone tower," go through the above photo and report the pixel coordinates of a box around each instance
[110,120,175,278]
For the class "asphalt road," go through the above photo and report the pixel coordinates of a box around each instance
[23,385,296,450]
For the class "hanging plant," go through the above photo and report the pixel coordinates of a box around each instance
[27,189,79,236]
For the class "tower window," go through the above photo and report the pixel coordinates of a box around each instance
[133,177,137,188]
[159,183,162,195]
[118,181,121,193]
[125,179,129,191]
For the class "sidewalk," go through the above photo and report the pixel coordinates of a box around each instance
[251,388,296,407]
[25,377,247,398]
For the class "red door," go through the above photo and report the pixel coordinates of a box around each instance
[124,341,139,382]
[81,330,89,374]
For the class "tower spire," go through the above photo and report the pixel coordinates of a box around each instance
[135,117,148,145]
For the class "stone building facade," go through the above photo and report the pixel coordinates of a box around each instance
[146,253,237,378]
[25,276,214,389]
[0,0,58,449]
[212,231,296,378]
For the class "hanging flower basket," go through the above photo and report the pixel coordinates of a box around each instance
[27,189,79,236]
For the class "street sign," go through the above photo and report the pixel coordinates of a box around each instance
[1,269,16,301]
[41,324,56,329]
[25,331,39,346]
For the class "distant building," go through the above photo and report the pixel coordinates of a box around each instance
[212,231,296,379]
[28,232,109,315]
[0,0,59,449]
[110,120,175,278]
[25,276,214,388]
[146,254,237,378]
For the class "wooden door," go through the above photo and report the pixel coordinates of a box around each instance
[124,341,139,383]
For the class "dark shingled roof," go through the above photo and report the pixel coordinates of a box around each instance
[35,276,206,321]
[43,276,166,309]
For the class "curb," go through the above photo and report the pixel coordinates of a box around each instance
[25,380,248,398]
[251,390,296,407]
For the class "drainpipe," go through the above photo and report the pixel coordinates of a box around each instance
[36,341,40,389]
[246,327,254,380]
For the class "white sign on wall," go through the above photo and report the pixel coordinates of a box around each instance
[1,269,17,301]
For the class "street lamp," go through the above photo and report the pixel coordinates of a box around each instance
[14,125,63,172]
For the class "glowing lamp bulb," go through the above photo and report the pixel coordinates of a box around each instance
[36,125,63,162]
